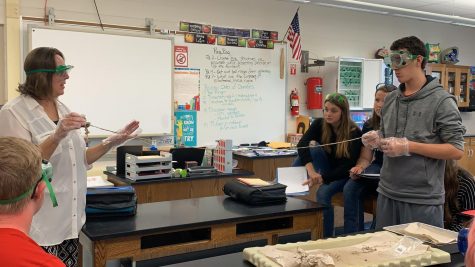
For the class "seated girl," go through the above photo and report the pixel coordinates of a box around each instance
[293,93,362,237]
[444,159,475,232]
[344,84,395,234]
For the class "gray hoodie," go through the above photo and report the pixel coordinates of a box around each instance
[378,76,466,205]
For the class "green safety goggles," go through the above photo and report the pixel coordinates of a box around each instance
[383,50,419,69]
[325,93,346,105]
[26,65,74,76]
[0,160,58,207]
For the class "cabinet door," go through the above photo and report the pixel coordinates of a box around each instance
[458,67,470,107]
[427,64,446,88]
[446,67,457,97]
[362,59,384,109]
[468,138,475,175]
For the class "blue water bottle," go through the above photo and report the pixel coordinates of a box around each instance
[458,227,469,255]
[150,139,158,151]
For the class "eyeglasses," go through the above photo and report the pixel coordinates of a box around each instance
[0,160,57,207]
[383,50,419,69]
[375,83,398,92]
[325,93,346,105]
[26,65,74,76]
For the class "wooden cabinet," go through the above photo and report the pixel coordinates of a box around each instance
[426,64,470,108]
[458,137,475,175]
[427,63,446,87]
[106,169,253,204]
[234,154,296,181]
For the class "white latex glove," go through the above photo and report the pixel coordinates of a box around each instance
[102,120,141,147]
[52,112,86,142]
[380,137,410,157]
[361,130,382,149]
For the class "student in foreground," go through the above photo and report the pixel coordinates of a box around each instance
[293,93,362,237]
[344,83,396,233]
[362,36,466,229]
[0,137,64,267]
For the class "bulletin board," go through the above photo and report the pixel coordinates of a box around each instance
[174,39,287,146]
[29,25,173,136]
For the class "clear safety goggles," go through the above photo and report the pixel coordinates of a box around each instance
[383,51,419,69]
[26,65,74,77]
[0,160,58,207]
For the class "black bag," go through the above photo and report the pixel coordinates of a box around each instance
[86,186,137,218]
[223,179,287,205]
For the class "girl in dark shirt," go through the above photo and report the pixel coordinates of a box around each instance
[294,93,362,237]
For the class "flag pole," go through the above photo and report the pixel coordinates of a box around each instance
[281,7,300,42]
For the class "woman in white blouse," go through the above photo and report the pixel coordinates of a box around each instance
[0,47,139,267]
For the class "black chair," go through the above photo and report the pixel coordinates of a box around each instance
[170,147,205,169]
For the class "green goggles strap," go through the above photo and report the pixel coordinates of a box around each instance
[43,174,58,207]
[0,188,34,205]
[26,65,74,75]
[41,161,58,207]
[0,162,58,207]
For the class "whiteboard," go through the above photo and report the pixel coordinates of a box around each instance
[175,40,287,146]
[29,26,173,136]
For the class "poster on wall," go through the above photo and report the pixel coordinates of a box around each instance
[174,110,197,147]
[174,68,200,110]
[174,46,188,67]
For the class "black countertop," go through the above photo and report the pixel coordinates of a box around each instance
[104,168,253,185]
[82,195,324,241]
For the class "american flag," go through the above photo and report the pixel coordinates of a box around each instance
[287,11,301,61]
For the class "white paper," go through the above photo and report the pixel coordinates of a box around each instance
[87,176,114,188]
[277,167,309,195]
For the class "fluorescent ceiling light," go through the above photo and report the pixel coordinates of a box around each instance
[316,3,389,15]
[291,0,310,3]
[452,22,475,28]
[310,0,475,27]
[392,13,453,24]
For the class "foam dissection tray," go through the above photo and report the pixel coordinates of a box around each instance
[243,231,450,267]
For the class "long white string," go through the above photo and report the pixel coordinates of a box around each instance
[86,124,363,151]
[87,124,153,145]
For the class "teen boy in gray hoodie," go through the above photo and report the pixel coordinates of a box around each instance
[362,36,465,229]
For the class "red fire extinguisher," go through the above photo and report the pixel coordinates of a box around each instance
[290,89,299,116]
[306,77,323,109]
[194,94,200,111]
